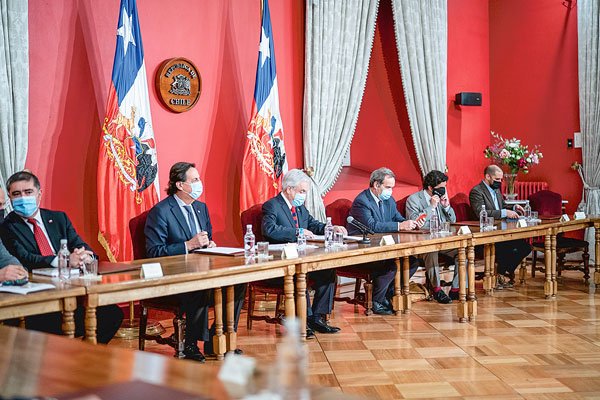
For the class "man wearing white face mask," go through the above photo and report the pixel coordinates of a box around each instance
[262,169,347,336]
[145,162,245,361]
[348,167,422,315]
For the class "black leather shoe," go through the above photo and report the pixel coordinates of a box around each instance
[307,316,339,334]
[183,344,206,363]
[372,301,393,315]
[449,290,460,301]
[306,328,316,339]
[433,290,452,304]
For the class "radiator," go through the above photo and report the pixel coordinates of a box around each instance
[502,181,549,200]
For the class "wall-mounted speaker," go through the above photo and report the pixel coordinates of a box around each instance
[455,92,482,106]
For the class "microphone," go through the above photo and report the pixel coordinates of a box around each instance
[346,216,375,235]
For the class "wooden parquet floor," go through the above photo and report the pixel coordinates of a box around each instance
[111,267,600,399]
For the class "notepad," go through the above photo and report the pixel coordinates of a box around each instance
[0,282,55,295]
[32,268,80,277]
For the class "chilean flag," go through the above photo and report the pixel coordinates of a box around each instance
[240,0,288,212]
[97,0,160,262]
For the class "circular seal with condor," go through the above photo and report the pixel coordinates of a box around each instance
[155,57,201,113]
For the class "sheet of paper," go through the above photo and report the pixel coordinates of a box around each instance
[32,268,80,277]
[268,243,318,251]
[0,282,55,295]
[193,247,245,256]
[311,235,362,241]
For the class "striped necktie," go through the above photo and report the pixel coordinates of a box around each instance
[291,206,299,229]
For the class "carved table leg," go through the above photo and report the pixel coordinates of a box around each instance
[457,245,468,323]
[84,294,98,344]
[225,286,236,354]
[284,266,296,321]
[468,242,477,321]
[296,267,307,340]
[551,232,558,297]
[401,257,411,314]
[544,233,552,298]
[212,287,226,360]
[62,297,77,338]
[519,259,528,285]
[392,258,402,314]
[483,244,493,295]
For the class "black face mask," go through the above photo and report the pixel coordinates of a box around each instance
[490,180,501,190]
[432,187,446,197]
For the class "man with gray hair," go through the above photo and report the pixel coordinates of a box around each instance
[347,167,421,315]
[262,168,346,336]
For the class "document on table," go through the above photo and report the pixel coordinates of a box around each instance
[268,243,318,251]
[193,247,245,256]
[310,235,363,242]
[0,282,55,295]
[32,268,80,277]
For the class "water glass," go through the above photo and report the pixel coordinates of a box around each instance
[83,256,98,277]
[429,217,440,235]
[485,216,495,231]
[257,241,270,260]
[333,232,344,247]
[531,211,539,221]
[440,221,451,235]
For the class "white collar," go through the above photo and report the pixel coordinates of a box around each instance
[21,210,43,225]
[281,193,293,209]
[423,189,432,203]
[173,194,193,208]
[369,189,380,204]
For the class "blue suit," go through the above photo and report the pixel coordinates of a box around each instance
[145,195,245,347]
[348,189,418,303]
[262,193,335,317]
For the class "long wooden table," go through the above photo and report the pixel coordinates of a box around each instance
[2,216,598,349]
[0,325,356,399]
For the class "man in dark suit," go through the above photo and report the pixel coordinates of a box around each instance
[348,167,421,315]
[0,171,122,343]
[0,186,6,224]
[262,169,346,336]
[0,237,28,281]
[469,165,531,288]
[145,162,245,361]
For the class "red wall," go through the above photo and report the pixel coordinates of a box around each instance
[27,0,305,252]
[489,0,582,213]
[351,0,490,197]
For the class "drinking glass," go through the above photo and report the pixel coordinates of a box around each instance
[429,218,440,235]
[83,255,98,277]
[485,216,495,231]
[257,242,270,260]
[531,211,539,221]
[333,232,344,247]
[440,221,451,235]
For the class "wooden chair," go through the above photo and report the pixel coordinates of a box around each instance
[328,199,374,314]
[529,190,590,283]
[241,204,285,330]
[450,192,474,222]
[129,211,186,358]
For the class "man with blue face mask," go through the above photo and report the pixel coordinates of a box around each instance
[145,162,245,361]
[348,167,422,315]
[262,168,347,336]
[0,170,122,343]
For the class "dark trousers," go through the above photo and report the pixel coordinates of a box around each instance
[307,269,336,317]
[177,290,211,344]
[495,239,531,275]
[26,304,123,344]
[350,256,421,303]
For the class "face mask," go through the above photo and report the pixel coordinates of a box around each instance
[12,196,38,218]
[432,187,446,197]
[379,188,393,201]
[292,192,306,207]
[184,181,203,200]
[490,180,501,190]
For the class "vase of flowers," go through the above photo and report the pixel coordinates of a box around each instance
[484,131,543,199]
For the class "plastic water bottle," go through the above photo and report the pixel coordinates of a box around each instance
[524,200,532,220]
[243,224,255,258]
[324,217,334,249]
[275,318,309,400]
[429,207,440,235]
[297,228,306,251]
[58,239,70,281]
[479,205,488,232]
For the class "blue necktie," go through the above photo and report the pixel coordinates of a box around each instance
[184,205,197,236]
[379,201,385,218]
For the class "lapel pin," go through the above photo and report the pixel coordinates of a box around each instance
[48,220,53,223]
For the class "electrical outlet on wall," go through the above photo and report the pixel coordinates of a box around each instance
[574,132,582,148]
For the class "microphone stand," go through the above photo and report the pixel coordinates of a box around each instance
[358,229,371,245]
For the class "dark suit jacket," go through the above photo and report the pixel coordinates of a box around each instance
[348,189,406,235]
[0,209,91,270]
[0,237,20,268]
[261,193,325,244]
[145,195,213,258]
[469,181,508,220]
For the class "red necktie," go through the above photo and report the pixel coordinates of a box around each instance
[27,218,55,256]
[291,206,299,229]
